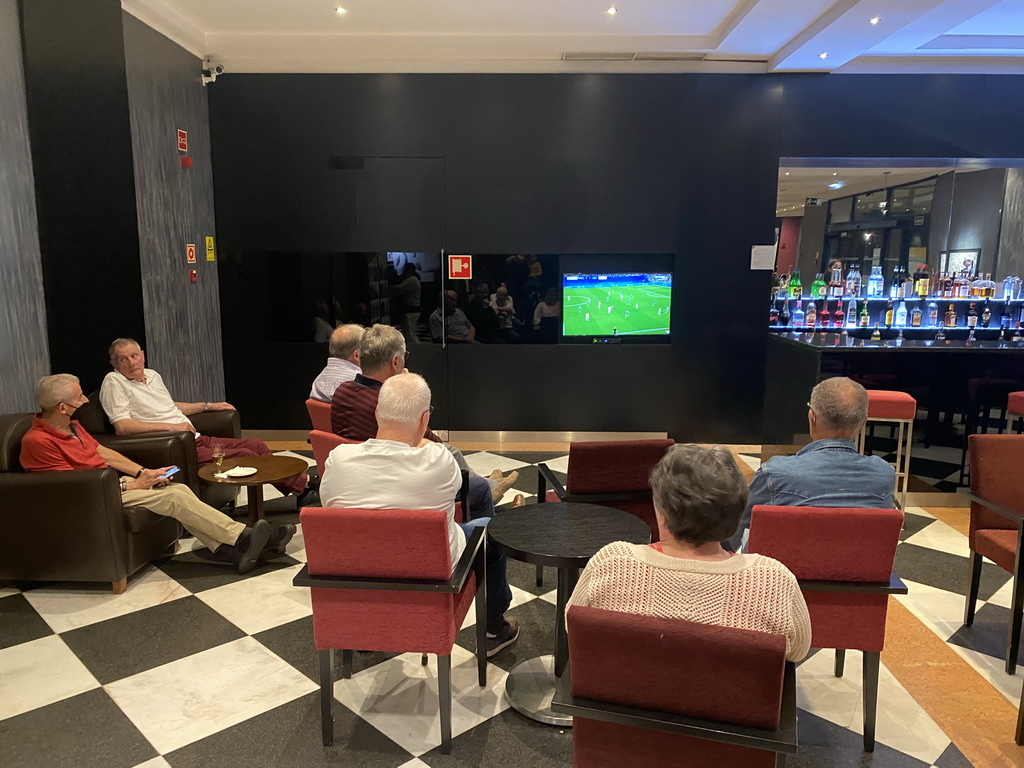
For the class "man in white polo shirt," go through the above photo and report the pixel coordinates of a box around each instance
[99,337,314,504]
[319,372,520,657]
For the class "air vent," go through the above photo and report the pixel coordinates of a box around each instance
[561,51,637,61]
[633,52,707,61]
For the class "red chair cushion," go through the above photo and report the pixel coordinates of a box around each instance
[969,435,1024,545]
[865,390,917,420]
[804,593,889,652]
[566,439,674,495]
[308,430,360,477]
[975,529,1018,574]
[1008,391,1024,417]
[306,399,332,432]
[568,606,786,730]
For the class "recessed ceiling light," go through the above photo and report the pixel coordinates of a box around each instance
[869,17,881,25]
[785,172,790,176]
[606,6,617,15]
[833,172,838,176]
[336,6,347,13]
[818,52,829,59]
[828,181,845,189]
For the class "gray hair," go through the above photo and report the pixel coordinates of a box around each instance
[809,377,869,434]
[649,444,748,546]
[376,373,431,425]
[35,374,81,412]
[329,324,364,359]
[108,337,141,361]
[358,324,406,373]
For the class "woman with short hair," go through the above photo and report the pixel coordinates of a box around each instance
[567,444,811,661]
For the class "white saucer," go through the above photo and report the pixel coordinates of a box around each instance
[222,466,257,478]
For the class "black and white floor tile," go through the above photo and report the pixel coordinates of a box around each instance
[0,449,996,767]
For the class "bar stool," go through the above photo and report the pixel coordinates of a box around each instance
[857,390,916,509]
[1007,392,1024,434]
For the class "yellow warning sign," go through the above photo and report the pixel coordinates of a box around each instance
[205,236,215,262]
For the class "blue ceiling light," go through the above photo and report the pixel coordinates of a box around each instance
[828,181,845,189]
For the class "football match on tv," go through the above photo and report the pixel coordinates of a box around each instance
[562,272,672,338]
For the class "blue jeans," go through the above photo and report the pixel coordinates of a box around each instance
[466,475,495,521]
[458,518,511,623]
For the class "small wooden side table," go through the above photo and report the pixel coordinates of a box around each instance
[198,454,308,525]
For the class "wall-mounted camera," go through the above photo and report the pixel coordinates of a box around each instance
[201,58,224,86]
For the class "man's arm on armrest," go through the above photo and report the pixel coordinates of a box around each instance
[112,418,194,435]
[174,401,235,416]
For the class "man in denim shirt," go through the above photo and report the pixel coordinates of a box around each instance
[727,377,896,551]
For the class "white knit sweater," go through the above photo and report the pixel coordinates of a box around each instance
[567,541,812,662]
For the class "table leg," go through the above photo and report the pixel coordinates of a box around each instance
[248,484,265,525]
[554,566,579,678]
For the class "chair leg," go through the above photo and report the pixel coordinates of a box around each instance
[1007,567,1023,676]
[439,654,452,754]
[475,543,488,687]
[342,649,354,679]
[536,565,544,588]
[421,654,429,666]
[834,649,846,677]
[319,649,334,747]
[964,551,983,626]
[1017,681,1024,746]
[862,651,880,752]
[112,577,127,594]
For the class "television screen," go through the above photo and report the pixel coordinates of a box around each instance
[562,272,672,339]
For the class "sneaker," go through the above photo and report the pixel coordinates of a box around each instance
[235,519,271,574]
[296,487,320,509]
[485,617,520,657]
[261,523,296,558]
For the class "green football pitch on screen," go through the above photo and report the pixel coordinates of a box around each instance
[562,283,672,337]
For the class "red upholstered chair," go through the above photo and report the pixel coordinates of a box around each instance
[747,505,905,752]
[964,434,1024,675]
[552,606,798,768]
[858,390,916,509]
[306,399,332,432]
[293,507,487,752]
[1007,391,1024,434]
[308,430,360,478]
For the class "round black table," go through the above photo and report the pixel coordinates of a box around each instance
[486,501,651,726]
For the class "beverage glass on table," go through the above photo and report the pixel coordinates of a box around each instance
[212,444,225,469]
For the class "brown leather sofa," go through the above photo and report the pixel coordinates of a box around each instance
[0,412,182,593]
[76,392,240,509]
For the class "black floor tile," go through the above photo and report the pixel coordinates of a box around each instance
[157,547,299,593]
[0,689,156,768]
[787,710,932,767]
[419,707,573,768]
[907,456,963,482]
[894,543,1009,601]
[933,480,963,493]
[505,558,555,597]
[457,596,557,673]
[933,741,974,768]
[947,602,1024,666]
[60,596,245,684]
[165,691,413,768]
[0,594,53,650]
[900,513,935,541]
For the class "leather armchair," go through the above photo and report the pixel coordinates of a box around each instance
[76,392,240,508]
[0,413,181,593]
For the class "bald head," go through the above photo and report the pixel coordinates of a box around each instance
[329,324,363,361]
[809,377,869,438]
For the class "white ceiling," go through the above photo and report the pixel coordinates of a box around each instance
[122,0,1024,74]
[775,166,953,217]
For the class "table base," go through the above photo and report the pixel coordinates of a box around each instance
[504,655,572,727]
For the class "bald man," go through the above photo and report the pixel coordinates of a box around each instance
[310,324,364,402]
[726,377,896,551]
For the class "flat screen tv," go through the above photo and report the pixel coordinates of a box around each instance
[562,272,672,342]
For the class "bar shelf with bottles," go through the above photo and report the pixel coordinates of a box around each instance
[769,259,1024,341]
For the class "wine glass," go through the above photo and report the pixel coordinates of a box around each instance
[212,444,225,469]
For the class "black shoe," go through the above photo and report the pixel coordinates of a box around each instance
[306,468,320,490]
[485,617,520,658]
[261,524,296,558]
[234,520,271,574]
[296,487,320,509]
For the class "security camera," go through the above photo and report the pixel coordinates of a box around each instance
[201,58,224,86]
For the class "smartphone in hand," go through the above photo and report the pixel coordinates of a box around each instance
[160,466,181,479]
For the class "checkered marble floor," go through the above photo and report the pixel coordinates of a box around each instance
[0,448,1010,767]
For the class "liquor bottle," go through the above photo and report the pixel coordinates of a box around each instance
[819,301,830,327]
[884,299,895,327]
[805,301,817,327]
[779,273,790,296]
[938,272,953,299]
[890,266,902,299]
[792,301,806,327]
[910,303,923,328]
[1004,275,1017,301]
[845,263,862,297]
[769,302,779,326]
[936,326,946,342]
[770,271,781,301]
[904,271,916,299]
[1014,323,1023,342]
[981,302,992,328]
[833,302,844,328]
[780,298,791,327]
[895,301,908,328]
[967,302,978,328]
[866,265,884,298]
[789,269,803,299]
[1001,303,1013,331]
[969,274,982,298]
[859,301,869,328]
[953,271,969,298]
[984,273,997,299]
[914,264,930,298]
[945,303,958,328]
[810,273,826,299]
[871,323,881,341]
[827,259,845,298]
[927,301,938,327]
[846,298,857,328]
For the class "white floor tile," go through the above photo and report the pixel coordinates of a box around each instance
[0,635,99,719]
[396,759,431,768]
[902,505,936,520]
[463,452,531,476]
[106,636,316,754]
[895,579,969,642]
[273,450,316,467]
[737,454,761,472]
[537,589,558,606]
[332,645,509,757]
[197,564,311,635]
[0,585,20,599]
[459,585,537,630]
[902,520,970,558]
[23,566,191,634]
[131,758,172,768]
[542,455,569,475]
[986,577,1014,610]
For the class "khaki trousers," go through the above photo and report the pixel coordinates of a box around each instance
[121,483,245,553]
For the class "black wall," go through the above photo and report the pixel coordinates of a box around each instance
[208,73,1024,440]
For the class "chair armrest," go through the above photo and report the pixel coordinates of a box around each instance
[537,463,566,500]
[551,661,799,754]
[959,490,1024,528]
[292,525,486,594]
[191,409,241,439]
[798,572,908,594]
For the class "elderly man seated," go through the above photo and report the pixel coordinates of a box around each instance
[310,324,363,403]
[726,376,896,551]
[320,373,520,656]
[99,337,316,506]
[21,374,293,574]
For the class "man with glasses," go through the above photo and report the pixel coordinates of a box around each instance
[725,377,895,552]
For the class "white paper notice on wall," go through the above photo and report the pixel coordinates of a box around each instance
[750,245,777,270]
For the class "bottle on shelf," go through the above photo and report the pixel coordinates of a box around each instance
[845,263,862,297]
[779,273,790,296]
[780,298,791,327]
[953,271,969,298]
[890,265,903,299]
[789,269,803,299]
[967,302,979,328]
[810,273,826,299]
[927,301,939,327]
[983,273,997,299]
[969,274,982,298]
[944,303,958,328]
[769,302,779,326]
[903,269,916,299]
[833,302,845,328]
[981,302,992,328]
[1004,275,1017,301]
[936,324,946,341]
[805,301,817,327]
[914,264,930,298]
[968,327,976,343]
[859,301,869,328]
[910,303,923,328]
[770,271,780,301]
[827,259,845,298]
[895,300,908,328]
[938,272,953,299]
[866,264,885,298]
[884,299,895,327]
[1014,322,1023,342]
[845,298,857,328]
[1001,303,1013,331]
[871,323,881,341]
[819,301,830,327]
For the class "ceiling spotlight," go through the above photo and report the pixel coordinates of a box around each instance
[785,172,790,176]
[606,7,617,15]
[828,181,845,189]
[869,16,881,25]
[336,6,347,13]
[818,52,829,60]
[833,172,838,176]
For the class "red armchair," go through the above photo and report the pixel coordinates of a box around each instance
[963,434,1024,675]
[747,505,906,752]
[308,429,359,478]
[292,506,486,752]
[553,606,798,767]
[306,399,332,433]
